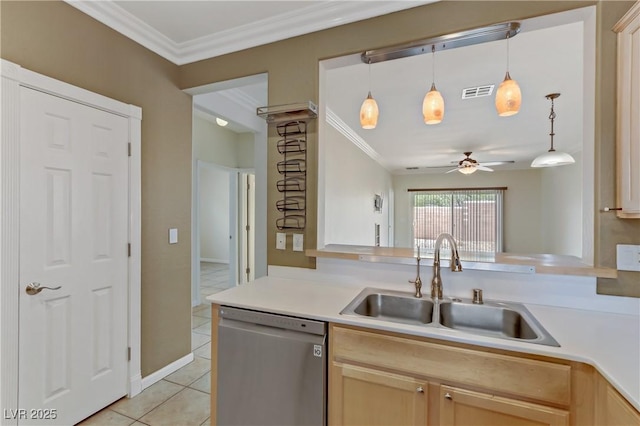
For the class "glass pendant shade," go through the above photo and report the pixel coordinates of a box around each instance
[495,72,521,116]
[360,91,379,129]
[531,150,575,168]
[423,83,444,125]
[458,166,477,175]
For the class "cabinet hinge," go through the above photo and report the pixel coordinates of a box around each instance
[128,143,132,157]
[127,347,131,361]
[128,243,131,257]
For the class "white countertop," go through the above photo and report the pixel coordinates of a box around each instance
[208,276,640,411]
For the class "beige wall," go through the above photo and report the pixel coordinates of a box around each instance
[181,0,639,297]
[1,1,193,375]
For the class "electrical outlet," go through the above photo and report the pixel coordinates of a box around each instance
[276,232,286,250]
[617,244,640,271]
[293,234,304,252]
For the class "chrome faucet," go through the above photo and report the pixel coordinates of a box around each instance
[409,247,423,298]
[431,233,463,299]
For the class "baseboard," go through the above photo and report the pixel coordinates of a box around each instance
[129,373,142,398]
[200,258,229,264]
[140,353,194,391]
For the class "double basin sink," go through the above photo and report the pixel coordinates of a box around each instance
[340,288,559,347]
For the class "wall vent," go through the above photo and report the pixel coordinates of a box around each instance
[462,85,495,99]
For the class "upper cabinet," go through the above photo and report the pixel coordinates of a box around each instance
[615,1,640,219]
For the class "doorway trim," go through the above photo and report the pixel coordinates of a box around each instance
[0,59,143,417]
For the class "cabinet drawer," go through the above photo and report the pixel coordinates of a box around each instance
[331,325,571,406]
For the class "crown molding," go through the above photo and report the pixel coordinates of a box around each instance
[218,88,261,113]
[325,107,389,171]
[64,1,434,65]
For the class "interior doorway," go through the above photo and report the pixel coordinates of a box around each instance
[194,161,256,306]
[186,73,268,308]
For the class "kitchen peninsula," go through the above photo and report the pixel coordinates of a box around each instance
[208,266,639,425]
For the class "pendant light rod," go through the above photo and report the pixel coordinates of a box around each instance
[546,93,560,151]
[361,22,520,64]
[431,44,436,84]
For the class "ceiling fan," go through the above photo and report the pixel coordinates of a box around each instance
[444,152,514,174]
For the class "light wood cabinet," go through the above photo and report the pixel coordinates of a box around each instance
[595,373,640,425]
[330,362,427,426]
[614,1,640,218]
[329,324,580,426]
[439,385,569,426]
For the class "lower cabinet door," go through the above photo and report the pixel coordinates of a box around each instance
[439,385,570,426]
[330,362,428,426]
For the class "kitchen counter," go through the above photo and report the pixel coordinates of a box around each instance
[207,276,640,411]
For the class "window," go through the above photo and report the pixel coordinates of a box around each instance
[410,187,505,253]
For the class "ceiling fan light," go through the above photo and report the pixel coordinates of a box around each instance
[215,117,228,127]
[531,150,575,168]
[495,72,521,117]
[458,165,477,175]
[360,91,379,129]
[423,83,444,125]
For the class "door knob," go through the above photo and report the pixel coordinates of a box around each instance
[25,282,61,296]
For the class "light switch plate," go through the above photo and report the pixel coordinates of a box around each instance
[617,244,640,271]
[276,232,286,250]
[293,234,304,252]
[169,228,178,244]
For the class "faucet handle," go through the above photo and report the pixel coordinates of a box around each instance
[451,255,463,272]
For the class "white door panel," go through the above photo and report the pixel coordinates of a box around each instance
[19,87,129,425]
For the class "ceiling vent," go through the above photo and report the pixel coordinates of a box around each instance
[461,85,495,99]
[405,167,419,170]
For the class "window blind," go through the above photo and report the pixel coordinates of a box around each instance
[410,187,505,253]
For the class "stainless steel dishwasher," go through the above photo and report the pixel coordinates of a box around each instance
[216,306,327,426]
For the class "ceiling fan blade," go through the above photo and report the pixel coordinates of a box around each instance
[445,168,460,173]
[477,165,494,172]
[480,160,515,166]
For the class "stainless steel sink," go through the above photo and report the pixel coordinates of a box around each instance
[438,300,559,346]
[340,288,434,325]
[340,288,559,347]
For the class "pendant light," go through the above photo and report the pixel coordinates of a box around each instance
[360,59,379,129]
[423,45,444,125]
[495,32,521,117]
[531,93,575,168]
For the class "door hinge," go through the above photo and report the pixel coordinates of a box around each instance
[245,267,250,274]
[245,225,250,231]
[128,243,131,257]
[127,347,131,361]
[128,143,132,157]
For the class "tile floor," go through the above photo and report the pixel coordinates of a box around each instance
[78,263,231,426]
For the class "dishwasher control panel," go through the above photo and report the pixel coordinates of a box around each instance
[219,306,327,336]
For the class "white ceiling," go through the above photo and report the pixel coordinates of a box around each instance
[65,0,433,65]
[66,2,593,172]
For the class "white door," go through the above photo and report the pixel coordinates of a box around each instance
[18,87,129,425]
